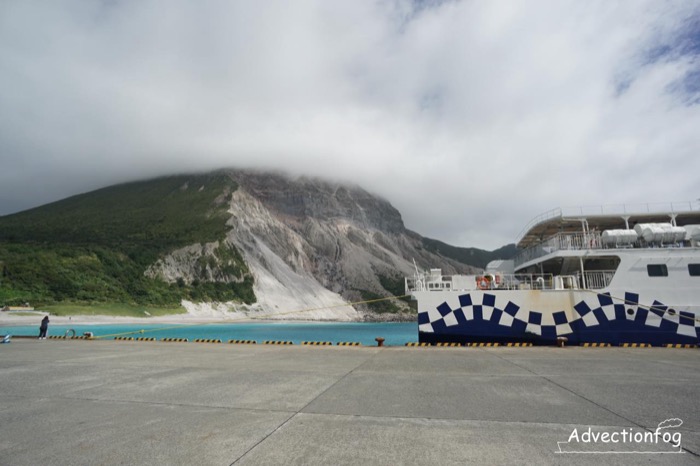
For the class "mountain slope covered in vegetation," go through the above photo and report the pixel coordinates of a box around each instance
[0,173,252,307]
[1,169,512,319]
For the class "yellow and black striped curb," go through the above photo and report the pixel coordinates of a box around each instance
[302,341,333,345]
[582,343,612,347]
[263,340,294,345]
[69,336,91,340]
[48,336,66,339]
[135,337,156,341]
[114,337,134,341]
[620,343,651,348]
[664,344,697,348]
[406,342,520,347]
[337,342,361,346]
[161,338,188,342]
[229,340,257,344]
[193,339,222,343]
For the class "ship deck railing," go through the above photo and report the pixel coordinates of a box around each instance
[515,201,700,246]
[406,270,615,293]
[490,273,554,291]
[577,270,615,289]
[515,231,601,267]
[514,231,692,268]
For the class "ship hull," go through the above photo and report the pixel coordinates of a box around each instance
[414,289,699,346]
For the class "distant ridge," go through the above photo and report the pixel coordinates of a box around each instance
[421,237,517,269]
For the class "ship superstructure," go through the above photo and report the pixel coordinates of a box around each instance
[407,202,700,345]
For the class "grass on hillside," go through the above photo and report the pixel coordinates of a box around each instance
[0,172,255,307]
[357,289,403,314]
[0,173,237,266]
[43,303,187,318]
[377,273,411,301]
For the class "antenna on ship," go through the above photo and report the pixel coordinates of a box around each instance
[411,258,425,292]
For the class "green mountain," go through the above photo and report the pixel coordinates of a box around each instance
[0,172,254,307]
[421,237,517,269]
[0,169,515,314]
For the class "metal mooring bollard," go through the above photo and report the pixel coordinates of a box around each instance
[375,337,385,347]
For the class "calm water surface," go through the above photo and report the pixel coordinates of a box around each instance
[2,322,418,346]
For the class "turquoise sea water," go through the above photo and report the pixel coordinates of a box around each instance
[1,322,418,346]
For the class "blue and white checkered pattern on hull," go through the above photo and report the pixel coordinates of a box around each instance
[418,291,700,346]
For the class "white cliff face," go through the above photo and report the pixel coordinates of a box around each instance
[146,171,478,321]
[224,189,359,321]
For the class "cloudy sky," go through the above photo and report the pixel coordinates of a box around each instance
[1,0,699,249]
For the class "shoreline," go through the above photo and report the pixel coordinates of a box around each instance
[0,315,245,327]
[0,312,415,327]
[0,313,338,327]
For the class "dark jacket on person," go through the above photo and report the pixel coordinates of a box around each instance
[40,316,49,330]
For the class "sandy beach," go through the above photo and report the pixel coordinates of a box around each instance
[0,298,412,328]
[0,312,254,327]
[0,302,289,327]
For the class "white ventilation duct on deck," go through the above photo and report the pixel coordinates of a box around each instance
[633,223,686,244]
[634,223,666,242]
[666,225,687,243]
[601,229,638,246]
[684,225,700,241]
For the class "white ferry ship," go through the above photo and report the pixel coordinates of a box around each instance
[407,202,700,346]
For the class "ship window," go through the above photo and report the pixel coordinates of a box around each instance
[646,264,668,277]
[689,264,700,276]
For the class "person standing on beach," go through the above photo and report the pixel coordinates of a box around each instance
[38,315,49,339]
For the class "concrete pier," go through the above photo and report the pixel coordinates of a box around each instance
[0,340,698,465]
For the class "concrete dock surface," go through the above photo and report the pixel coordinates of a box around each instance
[0,340,698,465]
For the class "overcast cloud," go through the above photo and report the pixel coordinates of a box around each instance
[1,0,699,249]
